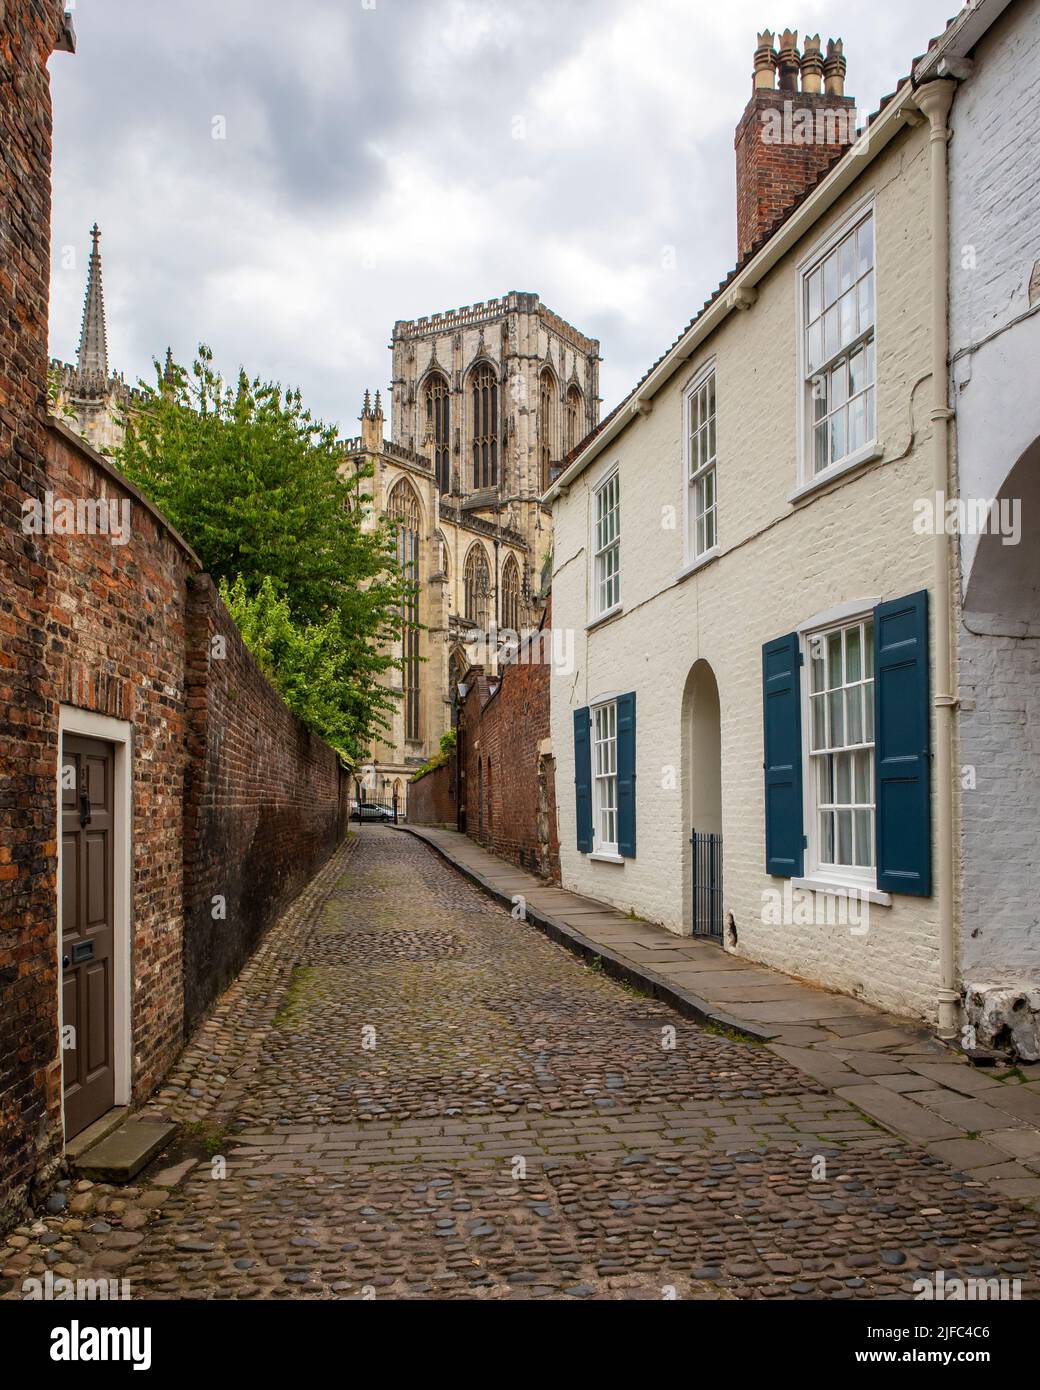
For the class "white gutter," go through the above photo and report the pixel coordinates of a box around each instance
[543,75,925,504]
[913,0,1014,83]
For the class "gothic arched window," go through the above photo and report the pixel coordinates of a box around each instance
[539,369,557,491]
[501,554,521,634]
[388,479,421,741]
[566,385,584,455]
[464,544,491,630]
[471,362,498,490]
[424,371,451,494]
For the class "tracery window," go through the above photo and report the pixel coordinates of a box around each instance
[425,371,451,494]
[539,369,557,491]
[388,480,421,741]
[464,544,491,630]
[471,363,498,489]
[566,385,584,454]
[501,554,521,634]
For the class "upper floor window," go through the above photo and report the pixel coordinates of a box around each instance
[424,371,451,494]
[539,369,557,492]
[388,479,422,741]
[501,554,521,633]
[464,544,491,629]
[593,468,620,618]
[471,363,498,490]
[802,206,876,482]
[566,385,584,454]
[685,366,717,561]
[805,614,875,882]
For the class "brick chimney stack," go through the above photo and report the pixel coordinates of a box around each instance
[734,29,857,262]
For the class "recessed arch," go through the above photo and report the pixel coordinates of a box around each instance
[539,366,559,491]
[963,434,1040,636]
[565,383,584,455]
[388,478,422,741]
[468,360,499,490]
[463,542,492,629]
[680,659,723,938]
[501,553,522,633]
[421,369,451,495]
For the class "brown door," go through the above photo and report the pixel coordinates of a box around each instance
[61,734,116,1138]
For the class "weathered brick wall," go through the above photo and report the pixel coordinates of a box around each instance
[407,761,456,827]
[459,634,559,881]
[0,0,72,1228]
[182,575,351,1029]
[46,421,193,1099]
[1,1,351,1231]
[735,88,855,261]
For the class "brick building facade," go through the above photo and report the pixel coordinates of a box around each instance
[408,603,560,883]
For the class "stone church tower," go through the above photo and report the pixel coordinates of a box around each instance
[347,292,600,811]
[50,225,143,453]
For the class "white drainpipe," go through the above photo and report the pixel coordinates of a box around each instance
[913,78,960,1039]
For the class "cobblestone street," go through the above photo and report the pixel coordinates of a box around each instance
[5,828,1040,1301]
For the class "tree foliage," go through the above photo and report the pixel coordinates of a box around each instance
[117,347,405,762]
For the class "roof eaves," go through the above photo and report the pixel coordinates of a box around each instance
[542,39,954,506]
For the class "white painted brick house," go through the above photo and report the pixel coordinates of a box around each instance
[924,0,1040,1054]
[546,24,993,1030]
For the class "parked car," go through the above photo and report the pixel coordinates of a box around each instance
[351,803,396,823]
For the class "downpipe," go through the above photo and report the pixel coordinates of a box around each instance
[913,79,960,1039]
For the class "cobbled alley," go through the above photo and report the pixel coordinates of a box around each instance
[5,829,1040,1301]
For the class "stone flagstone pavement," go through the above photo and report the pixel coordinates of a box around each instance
[2,825,1039,1301]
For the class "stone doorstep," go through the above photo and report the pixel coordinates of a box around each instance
[71,1120,177,1183]
[64,1106,129,1162]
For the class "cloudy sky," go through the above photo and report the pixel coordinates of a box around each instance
[50,0,959,432]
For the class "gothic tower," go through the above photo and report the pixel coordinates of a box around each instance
[50,224,141,454]
[389,291,600,584]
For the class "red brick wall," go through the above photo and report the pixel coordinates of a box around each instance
[407,761,456,827]
[458,619,560,881]
[0,0,72,1229]
[46,423,193,1098]
[735,89,856,261]
[182,574,351,1029]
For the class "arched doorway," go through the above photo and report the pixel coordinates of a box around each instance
[681,660,722,938]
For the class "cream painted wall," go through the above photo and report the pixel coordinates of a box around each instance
[551,122,947,1022]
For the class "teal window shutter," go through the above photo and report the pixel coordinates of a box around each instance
[762,633,804,877]
[873,590,931,896]
[617,691,637,857]
[573,707,593,852]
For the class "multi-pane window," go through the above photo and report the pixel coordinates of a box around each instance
[539,369,557,491]
[687,369,717,559]
[592,701,618,853]
[804,210,876,477]
[388,481,421,741]
[425,372,450,494]
[807,617,875,876]
[593,470,620,616]
[464,544,491,629]
[471,363,498,489]
[501,555,521,633]
[566,385,583,454]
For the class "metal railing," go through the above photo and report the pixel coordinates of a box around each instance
[691,830,723,940]
[350,791,400,824]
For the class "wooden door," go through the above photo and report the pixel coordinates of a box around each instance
[61,734,116,1138]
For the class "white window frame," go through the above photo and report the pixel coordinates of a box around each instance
[796,196,878,492]
[799,610,878,891]
[591,466,620,620]
[590,696,619,856]
[683,360,719,567]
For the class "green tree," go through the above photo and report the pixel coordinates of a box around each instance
[117,346,405,762]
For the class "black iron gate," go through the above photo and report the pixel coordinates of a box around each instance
[691,830,723,940]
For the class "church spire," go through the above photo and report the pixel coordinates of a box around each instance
[76,223,109,386]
